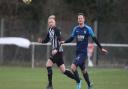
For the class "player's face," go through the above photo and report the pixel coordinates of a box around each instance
[48,19,56,28]
[78,15,85,25]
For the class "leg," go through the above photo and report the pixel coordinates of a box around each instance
[71,64,80,83]
[82,69,91,87]
[59,64,75,80]
[71,64,82,89]
[46,59,54,89]
[72,53,85,83]
[55,52,81,89]
[77,53,91,86]
[80,64,92,89]
[55,52,75,80]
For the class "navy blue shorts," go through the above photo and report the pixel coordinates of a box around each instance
[73,53,87,70]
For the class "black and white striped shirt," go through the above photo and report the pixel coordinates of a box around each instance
[42,27,63,52]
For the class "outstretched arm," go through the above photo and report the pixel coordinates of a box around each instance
[42,33,50,43]
[38,33,50,43]
[92,36,102,49]
[64,37,74,43]
[61,27,76,44]
[87,25,108,54]
[60,36,74,44]
[91,36,108,54]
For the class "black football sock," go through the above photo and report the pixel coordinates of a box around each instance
[73,70,80,83]
[47,67,53,86]
[64,69,75,80]
[83,72,91,87]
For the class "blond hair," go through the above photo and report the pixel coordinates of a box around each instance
[48,15,56,20]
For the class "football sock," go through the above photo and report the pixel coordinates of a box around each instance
[73,70,80,83]
[83,72,91,87]
[64,69,75,79]
[47,67,53,86]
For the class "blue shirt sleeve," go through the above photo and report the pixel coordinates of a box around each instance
[86,25,95,37]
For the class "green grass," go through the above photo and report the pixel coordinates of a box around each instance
[0,67,128,89]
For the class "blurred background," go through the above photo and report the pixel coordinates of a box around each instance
[0,0,128,68]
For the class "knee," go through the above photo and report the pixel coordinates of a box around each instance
[46,63,51,68]
[46,64,49,68]
[46,61,49,67]
[59,65,66,73]
[60,68,65,73]
[46,59,52,67]
[71,64,77,72]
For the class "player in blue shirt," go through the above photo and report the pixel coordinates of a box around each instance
[61,13,108,89]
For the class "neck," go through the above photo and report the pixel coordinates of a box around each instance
[49,26,56,29]
[79,23,84,28]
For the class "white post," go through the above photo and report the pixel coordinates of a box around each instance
[31,35,35,68]
[0,18,4,64]
[31,44,35,68]
[93,20,98,66]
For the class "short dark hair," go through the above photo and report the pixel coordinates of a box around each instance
[78,13,85,18]
[78,13,84,16]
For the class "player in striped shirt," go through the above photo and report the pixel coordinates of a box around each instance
[38,15,76,89]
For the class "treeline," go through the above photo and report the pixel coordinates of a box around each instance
[0,0,128,22]
[0,0,128,43]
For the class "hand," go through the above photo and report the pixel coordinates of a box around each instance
[60,41,65,44]
[101,48,108,55]
[52,49,58,55]
[37,37,42,43]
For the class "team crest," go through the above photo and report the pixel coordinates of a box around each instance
[84,31,86,34]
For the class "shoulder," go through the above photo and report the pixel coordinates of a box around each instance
[85,24,93,33]
[85,24,95,36]
[72,25,79,32]
[53,27,59,30]
[54,27,60,32]
[85,24,92,30]
[54,27,61,35]
[73,25,79,30]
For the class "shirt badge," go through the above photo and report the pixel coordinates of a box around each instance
[84,31,86,34]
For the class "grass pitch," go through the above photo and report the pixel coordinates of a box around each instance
[0,67,128,89]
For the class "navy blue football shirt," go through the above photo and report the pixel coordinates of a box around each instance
[71,24,95,54]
